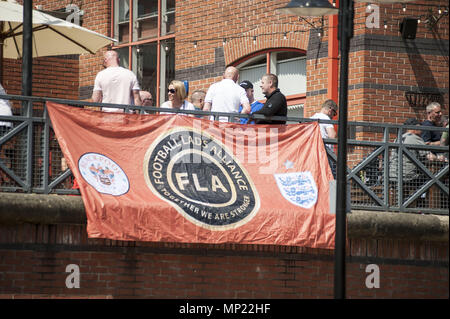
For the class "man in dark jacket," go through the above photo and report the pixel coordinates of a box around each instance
[421,102,442,145]
[253,73,287,124]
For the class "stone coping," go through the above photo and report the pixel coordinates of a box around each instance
[0,193,448,242]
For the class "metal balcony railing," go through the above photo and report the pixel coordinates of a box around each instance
[0,94,448,215]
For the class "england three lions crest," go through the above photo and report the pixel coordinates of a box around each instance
[274,172,318,209]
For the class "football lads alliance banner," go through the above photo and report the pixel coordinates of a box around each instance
[47,102,335,249]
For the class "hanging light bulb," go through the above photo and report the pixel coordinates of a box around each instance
[384,20,387,29]
[222,38,226,46]
[276,0,338,16]
[283,32,287,40]
[193,41,197,49]
[438,6,442,15]
[402,5,406,12]
[253,36,257,44]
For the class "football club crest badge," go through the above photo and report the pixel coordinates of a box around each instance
[78,153,129,196]
[274,171,318,209]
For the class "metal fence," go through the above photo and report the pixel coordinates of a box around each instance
[1,94,448,215]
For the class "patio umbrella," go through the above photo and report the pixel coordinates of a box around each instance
[0,0,115,58]
[0,0,116,88]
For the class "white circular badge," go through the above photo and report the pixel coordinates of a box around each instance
[78,153,129,196]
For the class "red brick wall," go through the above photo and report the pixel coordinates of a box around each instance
[3,0,447,120]
[0,223,448,299]
[32,0,112,90]
[356,1,448,124]
[304,1,449,122]
[2,56,79,112]
[1,0,111,102]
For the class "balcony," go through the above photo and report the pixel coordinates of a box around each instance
[0,94,448,215]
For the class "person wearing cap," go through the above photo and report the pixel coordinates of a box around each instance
[389,118,436,185]
[238,80,264,124]
[203,66,251,122]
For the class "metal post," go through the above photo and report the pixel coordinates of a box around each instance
[22,0,33,98]
[22,0,34,192]
[0,21,4,83]
[334,0,353,300]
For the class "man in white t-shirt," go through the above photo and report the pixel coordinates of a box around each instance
[203,66,251,122]
[310,99,338,178]
[92,50,142,112]
[0,83,13,131]
[310,99,338,149]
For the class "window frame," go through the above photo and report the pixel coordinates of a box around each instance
[232,48,307,109]
[111,0,176,106]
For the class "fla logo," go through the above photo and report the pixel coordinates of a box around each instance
[144,127,260,230]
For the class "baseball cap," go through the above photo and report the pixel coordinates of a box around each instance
[239,80,253,90]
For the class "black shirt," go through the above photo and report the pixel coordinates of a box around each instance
[253,88,287,124]
[421,120,442,143]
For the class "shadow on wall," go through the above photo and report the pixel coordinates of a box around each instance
[403,39,444,119]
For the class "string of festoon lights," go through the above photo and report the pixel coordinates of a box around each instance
[364,2,449,30]
[156,2,447,51]
[158,27,326,51]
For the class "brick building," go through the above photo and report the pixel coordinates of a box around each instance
[0,0,448,300]
[2,0,448,121]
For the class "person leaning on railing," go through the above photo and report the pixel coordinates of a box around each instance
[389,118,437,198]
[441,124,449,147]
[0,83,14,186]
[441,121,449,161]
[421,102,442,146]
[0,83,13,135]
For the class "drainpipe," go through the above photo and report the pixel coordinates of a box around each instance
[328,1,339,107]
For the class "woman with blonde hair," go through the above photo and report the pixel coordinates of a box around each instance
[160,80,195,114]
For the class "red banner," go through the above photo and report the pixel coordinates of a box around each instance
[47,102,335,248]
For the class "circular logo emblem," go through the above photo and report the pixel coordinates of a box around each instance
[78,153,129,196]
[144,127,260,230]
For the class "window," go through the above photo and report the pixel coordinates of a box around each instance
[235,49,306,119]
[112,0,175,106]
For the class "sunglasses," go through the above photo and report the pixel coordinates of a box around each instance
[168,89,176,94]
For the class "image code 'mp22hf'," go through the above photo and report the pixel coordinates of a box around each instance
[144,127,260,231]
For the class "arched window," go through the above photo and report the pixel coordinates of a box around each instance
[233,49,306,120]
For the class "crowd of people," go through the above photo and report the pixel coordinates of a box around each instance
[0,50,448,188]
[90,51,288,124]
